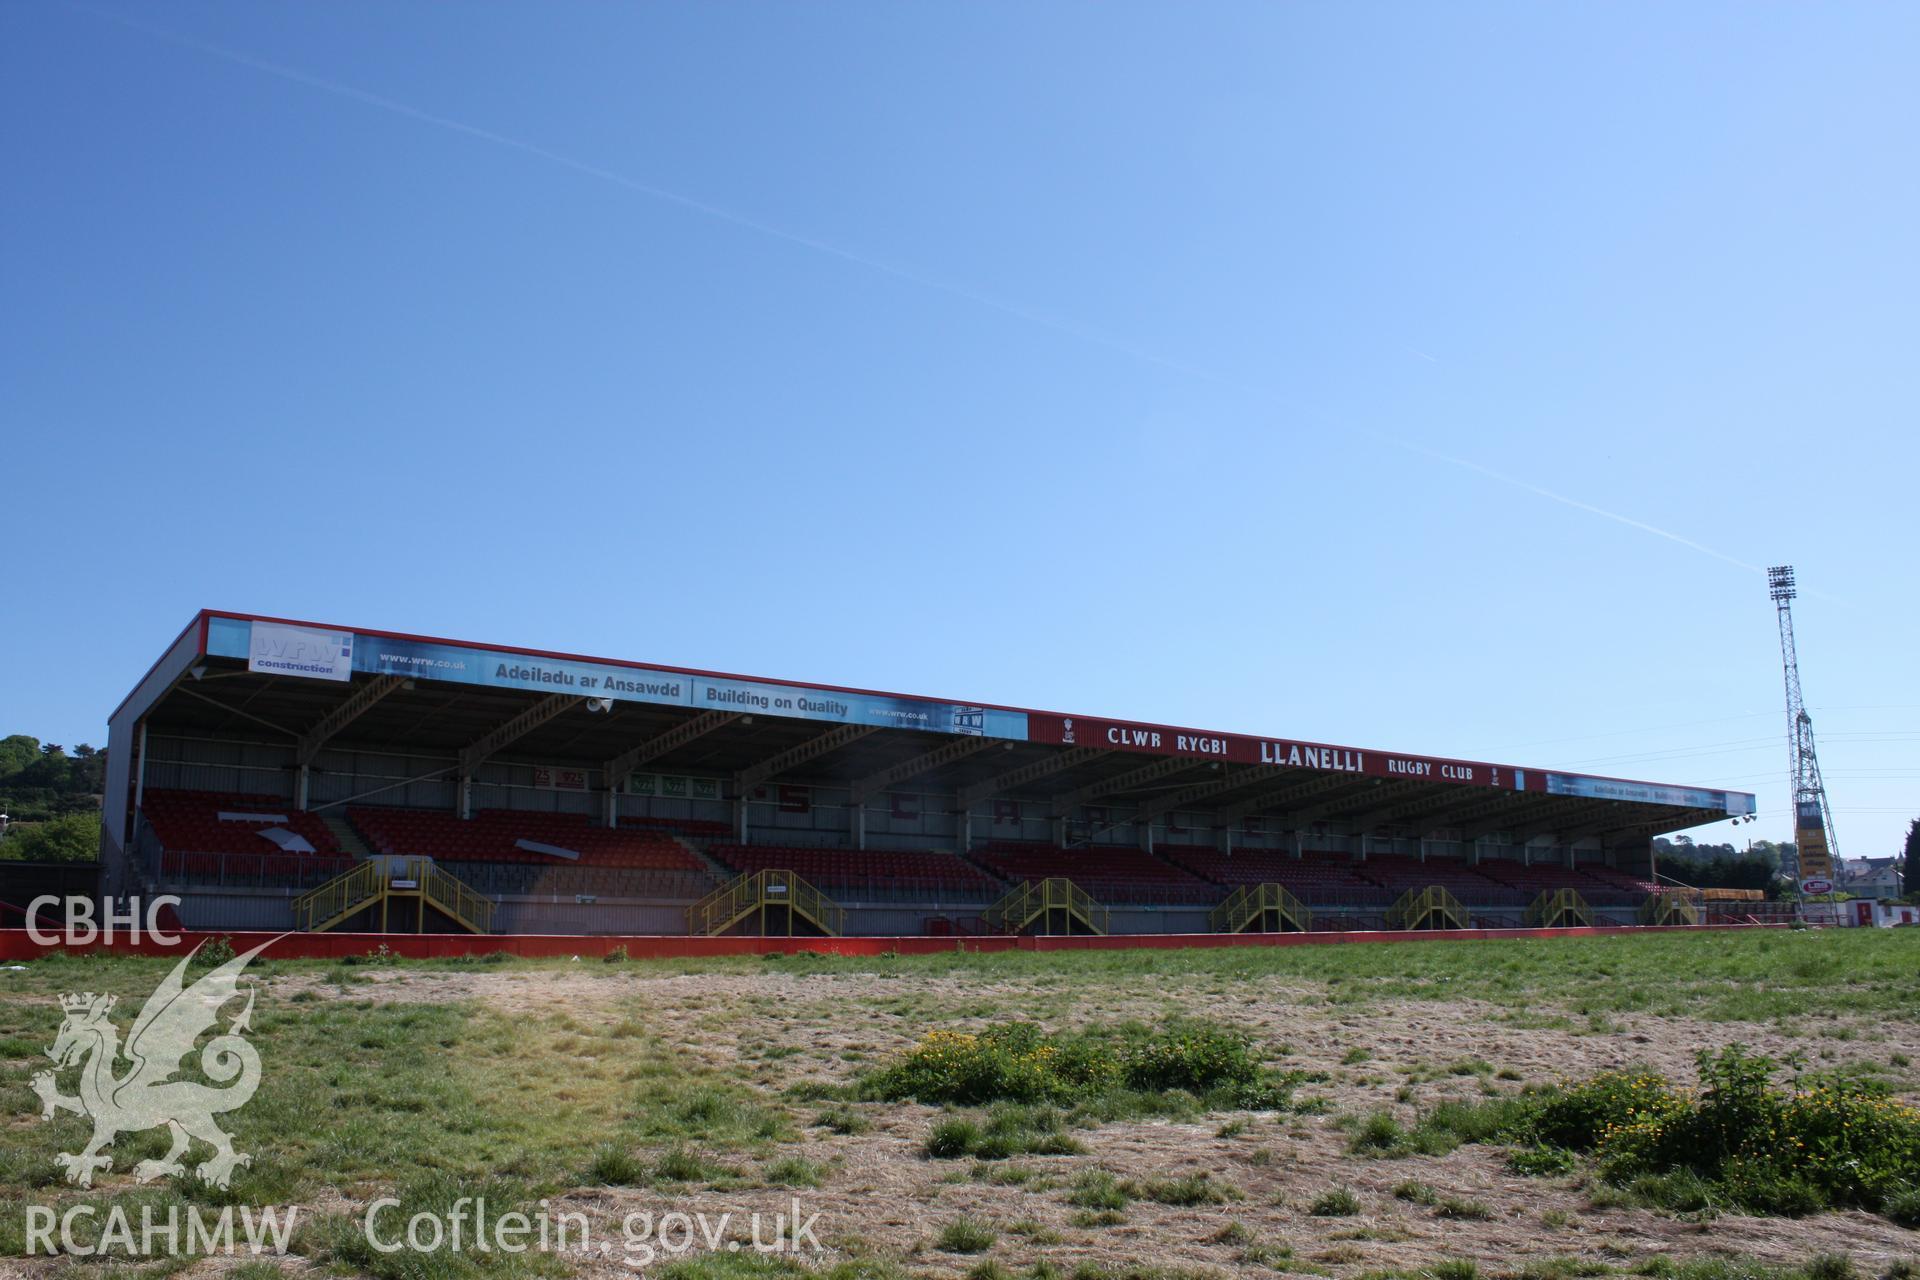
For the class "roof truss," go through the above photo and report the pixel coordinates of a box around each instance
[737,725,879,794]
[603,710,741,788]
[297,675,406,766]
[1051,756,1206,817]
[1215,773,1362,825]
[1137,766,1265,822]
[849,736,999,806]
[958,746,1106,808]
[459,694,585,776]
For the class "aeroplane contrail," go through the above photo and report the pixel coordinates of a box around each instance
[77,3,1783,587]
[1391,439,1766,574]
[74,3,1224,386]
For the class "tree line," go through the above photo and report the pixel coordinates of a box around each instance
[0,735,105,863]
[1651,836,1791,892]
[1906,819,1919,898]
[1657,827,1918,902]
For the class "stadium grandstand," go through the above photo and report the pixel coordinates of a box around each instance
[93,611,1759,938]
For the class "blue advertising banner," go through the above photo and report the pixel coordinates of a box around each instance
[1543,772,1753,815]
[206,618,1027,741]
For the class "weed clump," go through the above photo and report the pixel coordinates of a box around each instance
[936,1216,997,1254]
[1596,1045,1920,1220]
[1433,1196,1493,1221]
[762,1156,821,1187]
[587,1144,647,1185]
[190,936,237,968]
[814,1105,871,1136]
[1531,1070,1686,1151]
[865,1018,1288,1115]
[924,1104,1084,1160]
[1309,1187,1361,1216]
[1349,1110,1406,1154]
[1125,1172,1242,1206]
[1066,1169,1131,1214]
[1506,1145,1578,1177]
[1347,1096,1534,1158]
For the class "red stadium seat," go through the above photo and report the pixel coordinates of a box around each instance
[142,790,342,858]
[347,806,704,872]
[706,844,1002,899]
[973,841,1215,904]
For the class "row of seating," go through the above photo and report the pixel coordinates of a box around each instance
[143,790,343,857]
[142,792,1660,911]
[975,841,1217,904]
[1473,859,1656,906]
[706,844,1001,898]
[439,861,718,900]
[349,807,705,869]
[1361,855,1523,904]
[621,815,733,839]
[1159,846,1665,908]
[1162,848,1399,905]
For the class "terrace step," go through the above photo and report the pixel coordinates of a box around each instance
[321,813,373,858]
[677,835,737,884]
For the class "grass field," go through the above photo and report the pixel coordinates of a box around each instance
[4,928,1918,1280]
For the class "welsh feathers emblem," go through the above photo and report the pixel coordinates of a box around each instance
[31,938,275,1188]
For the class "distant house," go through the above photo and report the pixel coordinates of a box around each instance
[1836,859,1905,900]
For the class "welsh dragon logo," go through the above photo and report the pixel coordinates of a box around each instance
[30,938,276,1189]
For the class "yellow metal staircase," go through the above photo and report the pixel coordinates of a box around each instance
[688,869,844,937]
[1524,888,1593,929]
[1209,883,1311,934]
[1385,885,1468,931]
[1638,890,1700,927]
[293,858,494,934]
[983,878,1108,936]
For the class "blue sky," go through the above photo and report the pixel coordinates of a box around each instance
[2,2,1914,854]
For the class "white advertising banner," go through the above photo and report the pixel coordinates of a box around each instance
[248,622,354,682]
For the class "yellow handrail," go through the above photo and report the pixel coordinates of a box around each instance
[416,858,494,933]
[983,878,1107,936]
[1638,890,1700,926]
[1386,885,1467,931]
[291,858,493,933]
[1524,888,1592,928]
[292,861,382,932]
[982,881,1032,933]
[688,869,843,937]
[1209,883,1311,933]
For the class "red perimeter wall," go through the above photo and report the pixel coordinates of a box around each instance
[0,923,1778,962]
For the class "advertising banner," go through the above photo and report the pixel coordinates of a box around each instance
[693,676,1018,738]
[625,774,723,801]
[1542,774,1752,815]
[1795,801,1834,879]
[245,622,353,683]
[202,615,1755,815]
[207,618,1026,742]
[1026,714,1515,789]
